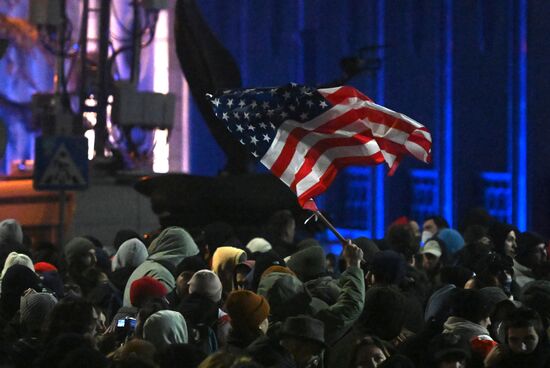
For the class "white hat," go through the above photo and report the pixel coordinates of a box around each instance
[421,239,442,258]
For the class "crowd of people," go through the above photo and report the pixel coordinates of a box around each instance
[0,207,549,368]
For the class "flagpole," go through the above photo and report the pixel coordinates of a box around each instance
[313,210,349,245]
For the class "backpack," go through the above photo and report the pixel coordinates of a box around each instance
[187,322,219,354]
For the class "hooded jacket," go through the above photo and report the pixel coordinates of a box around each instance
[143,310,188,349]
[211,246,246,294]
[442,316,492,342]
[123,227,199,306]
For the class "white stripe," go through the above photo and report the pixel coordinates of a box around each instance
[279,120,375,185]
[295,140,381,197]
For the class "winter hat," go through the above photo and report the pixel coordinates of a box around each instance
[39,270,65,299]
[280,315,326,347]
[0,264,42,318]
[112,229,141,251]
[360,286,406,341]
[20,291,58,326]
[130,276,168,307]
[252,250,285,291]
[261,265,295,279]
[34,262,58,273]
[421,239,443,258]
[436,229,465,255]
[225,290,270,330]
[479,287,509,312]
[64,237,95,266]
[1,251,34,279]
[353,237,380,264]
[286,246,326,282]
[188,270,223,303]
[296,238,322,251]
[428,333,471,363]
[246,238,272,254]
[263,274,313,322]
[113,238,148,271]
[143,310,188,349]
[517,231,546,258]
[0,219,23,245]
[369,250,407,285]
[175,255,208,276]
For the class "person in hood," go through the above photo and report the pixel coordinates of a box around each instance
[0,251,34,295]
[422,215,449,245]
[123,227,199,306]
[484,307,550,368]
[0,219,27,270]
[489,222,519,259]
[143,310,188,350]
[211,246,247,295]
[442,289,493,343]
[287,246,341,306]
[514,232,547,289]
[0,264,42,324]
[109,238,148,293]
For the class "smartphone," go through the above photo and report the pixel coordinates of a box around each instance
[117,317,137,330]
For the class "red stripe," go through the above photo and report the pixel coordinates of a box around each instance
[270,109,370,177]
[289,133,377,192]
[296,154,385,206]
[321,86,373,105]
[406,132,432,154]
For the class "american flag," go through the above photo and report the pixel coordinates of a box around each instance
[208,83,432,207]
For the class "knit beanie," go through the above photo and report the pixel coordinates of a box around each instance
[261,265,295,279]
[20,292,58,326]
[188,270,223,303]
[143,310,188,349]
[130,276,168,307]
[34,262,58,273]
[436,229,465,255]
[1,252,34,279]
[64,237,95,266]
[246,238,272,254]
[0,219,23,245]
[286,246,326,282]
[225,290,270,330]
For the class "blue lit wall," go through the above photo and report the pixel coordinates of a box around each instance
[187,0,548,235]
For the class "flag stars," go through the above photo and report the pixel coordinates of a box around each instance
[250,136,259,145]
[270,122,276,129]
[319,101,328,108]
[255,113,262,118]
[239,139,245,145]
[236,124,244,132]
[259,122,267,129]
[267,109,274,116]
[262,134,271,142]
[252,151,259,157]
[250,100,258,108]
[300,112,309,120]
[238,99,246,108]
[280,111,288,118]
[262,101,270,109]
[222,112,229,121]
[244,112,250,120]
[247,124,255,131]
[227,99,234,107]
[233,112,240,119]
[306,100,314,108]
[212,98,221,107]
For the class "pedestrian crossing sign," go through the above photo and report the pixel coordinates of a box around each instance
[33,136,89,191]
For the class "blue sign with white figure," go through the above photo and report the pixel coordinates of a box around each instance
[33,136,89,191]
